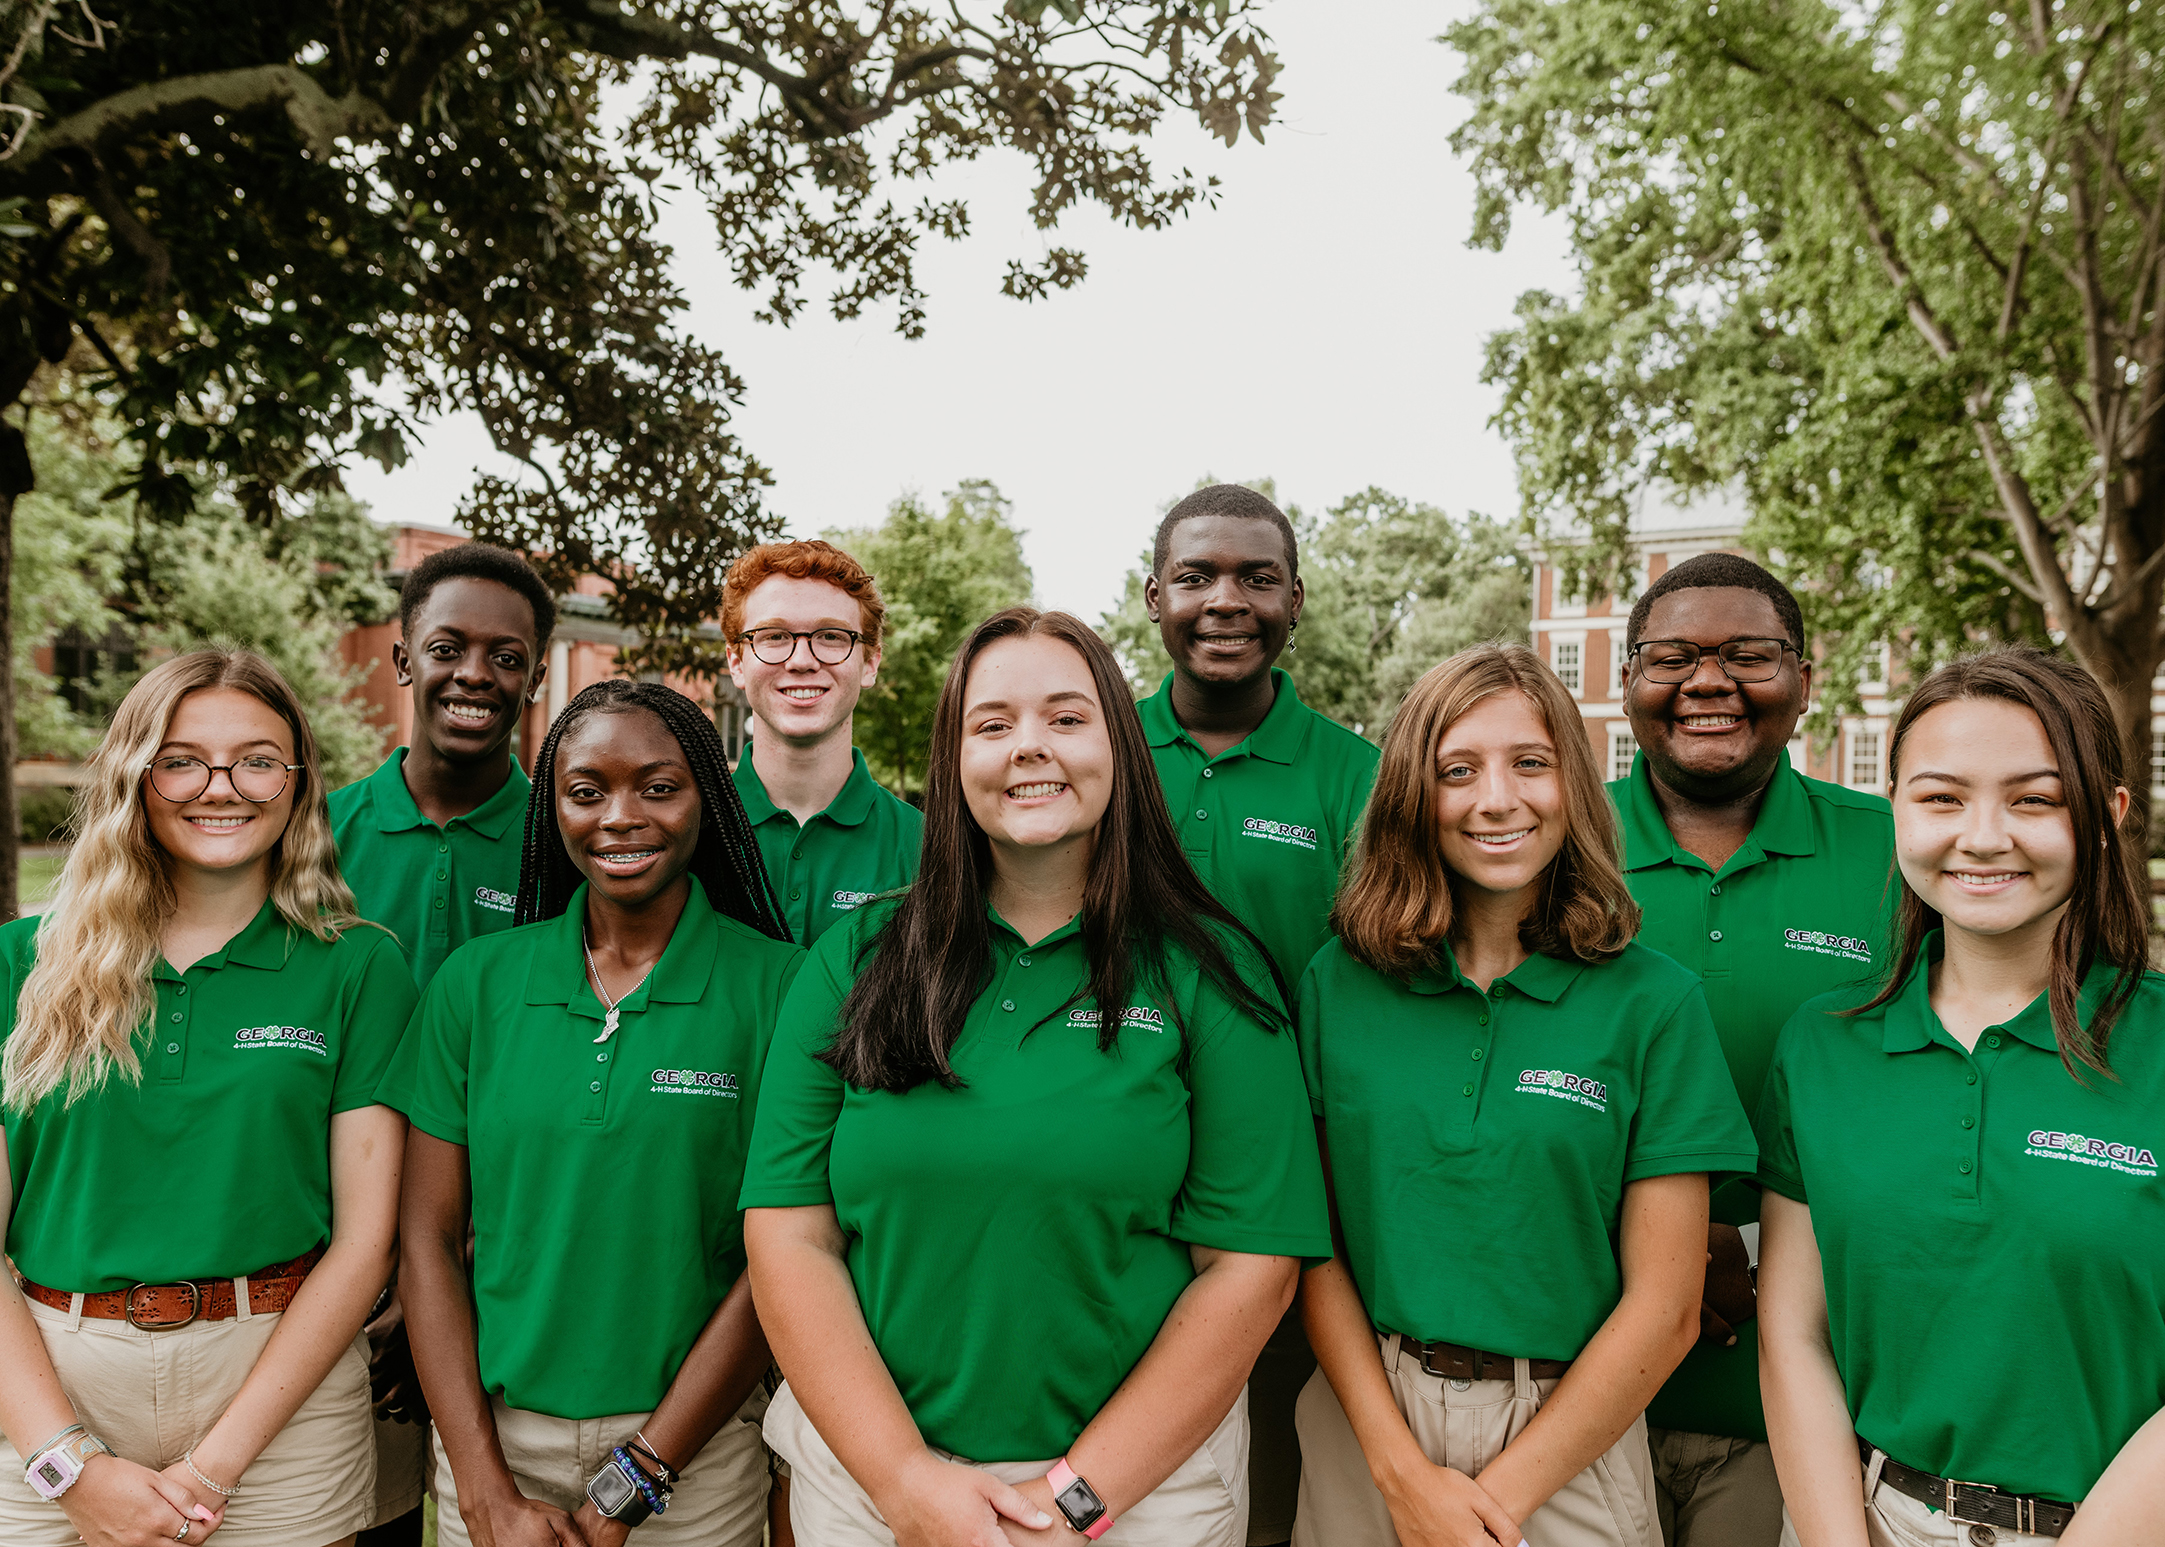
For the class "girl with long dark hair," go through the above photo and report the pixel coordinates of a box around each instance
[1758,648,2165,1544]
[382,681,803,1547]
[742,608,1328,1546]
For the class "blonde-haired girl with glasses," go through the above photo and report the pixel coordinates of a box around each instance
[0,648,418,1547]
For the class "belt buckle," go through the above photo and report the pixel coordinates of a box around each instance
[1412,1341,1483,1381]
[124,1280,200,1330]
[1943,1476,2007,1529]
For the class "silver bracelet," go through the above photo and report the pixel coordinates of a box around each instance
[183,1449,240,1499]
[22,1423,85,1469]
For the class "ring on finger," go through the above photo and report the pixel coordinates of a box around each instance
[175,1522,191,1542]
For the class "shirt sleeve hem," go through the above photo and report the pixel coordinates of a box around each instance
[738,1185,836,1210]
[398,1106,470,1148]
[329,1092,395,1116]
[1167,1222,1334,1259]
[1621,1147,1760,1183]
[1755,1168,1808,1204]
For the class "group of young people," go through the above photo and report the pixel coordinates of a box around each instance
[0,482,2157,1547]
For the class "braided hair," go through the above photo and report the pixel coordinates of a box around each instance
[514,680,790,942]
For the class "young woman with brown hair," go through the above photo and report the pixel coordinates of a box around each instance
[0,648,418,1547]
[1758,647,2165,1545]
[741,607,1329,1547]
[1293,643,1755,1547]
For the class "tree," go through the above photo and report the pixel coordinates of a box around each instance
[1101,479,1530,737]
[0,0,1286,916]
[1451,0,2165,802]
[831,478,1034,798]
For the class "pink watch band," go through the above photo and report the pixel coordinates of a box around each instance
[1045,1458,1113,1540]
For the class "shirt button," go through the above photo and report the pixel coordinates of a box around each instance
[1019,957,1032,967]
[1985,1033,2002,1048]
[792,847,803,859]
[1202,768,1214,778]
[1470,1048,1484,1060]
[597,1052,608,1063]
[170,1012,183,1023]
[1710,884,1722,895]
[436,870,447,881]
[438,842,448,854]
[590,1080,602,1093]
[174,985,186,995]
[1709,930,1723,941]
[1002,1000,1016,1012]
[1960,1116,1974,1129]
[434,898,446,910]
[165,1042,179,1054]
[1195,809,1208,820]
[790,889,802,900]
[1958,1160,1973,1174]
[1478,1014,1488,1026]
[1461,1083,1474,1097]
[1966,1072,1978,1085]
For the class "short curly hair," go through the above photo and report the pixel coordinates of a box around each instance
[399,542,556,650]
[1625,551,1804,653]
[723,539,886,651]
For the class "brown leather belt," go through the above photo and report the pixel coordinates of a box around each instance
[1387,1331,1571,1383]
[18,1245,326,1329]
[1864,1437,2077,1538]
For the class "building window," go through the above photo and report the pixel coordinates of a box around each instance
[1611,636,1629,698]
[1848,728,1882,789]
[1609,725,1638,781]
[1553,639,1582,694]
[2151,726,2165,793]
[52,626,137,716]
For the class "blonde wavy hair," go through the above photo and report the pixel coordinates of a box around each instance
[3,649,360,1111]
[1333,642,1640,976]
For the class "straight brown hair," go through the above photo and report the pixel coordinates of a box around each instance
[823,608,1283,1093]
[1853,646,2148,1075]
[1334,643,1638,977]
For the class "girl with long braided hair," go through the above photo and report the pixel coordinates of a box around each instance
[382,681,803,1547]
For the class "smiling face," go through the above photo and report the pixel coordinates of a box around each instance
[1146,514,1303,691]
[957,633,1116,858]
[553,707,702,911]
[1432,691,1570,909]
[142,687,299,883]
[1895,696,2107,950]
[394,577,545,764]
[1626,585,1809,800]
[726,574,881,749]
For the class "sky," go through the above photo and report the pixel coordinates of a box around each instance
[341,0,1579,628]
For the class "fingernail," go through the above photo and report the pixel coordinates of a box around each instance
[1033,1511,1054,1528]
[1726,1336,1737,1346]
[192,1505,219,1521]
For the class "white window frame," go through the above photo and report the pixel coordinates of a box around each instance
[1610,634,1630,699]
[2150,725,2165,797]
[1847,724,1884,790]
[1548,563,1589,619]
[1552,634,1585,696]
[1608,724,1638,781]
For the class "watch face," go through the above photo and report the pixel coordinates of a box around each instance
[588,1463,637,1515]
[1055,1475,1107,1527]
[31,1456,70,1495]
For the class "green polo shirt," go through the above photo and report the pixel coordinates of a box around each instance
[377,879,804,1419]
[0,904,416,1292]
[1138,671,1379,995]
[740,901,1330,1462]
[1611,756,1894,1441]
[1298,939,1754,1360]
[732,745,923,945]
[329,749,531,992]
[1758,942,2165,1503]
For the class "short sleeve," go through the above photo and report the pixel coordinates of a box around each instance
[1294,951,1327,1116]
[330,929,420,1114]
[374,953,474,1144]
[738,925,853,1210]
[1622,981,1759,1183]
[1169,948,1329,1258]
[1754,1036,1807,1204]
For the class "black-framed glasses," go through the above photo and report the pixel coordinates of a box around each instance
[1631,638,1798,685]
[736,628,863,666]
[143,756,302,804]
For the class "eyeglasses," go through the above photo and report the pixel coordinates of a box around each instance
[1630,638,1799,685]
[143,756,302,804]
[736,628,863,666]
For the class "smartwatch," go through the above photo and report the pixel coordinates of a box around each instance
[24,1430,111,1502]
[586,1447,669,1526]
[1046,1458,1111,1540]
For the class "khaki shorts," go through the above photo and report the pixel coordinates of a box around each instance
[0,1298,375,1547]
[763,1378,1250,1547]
[1777,1450,2059,1547]
[432,1387,769,1547]
[1291,1335,1658,1547]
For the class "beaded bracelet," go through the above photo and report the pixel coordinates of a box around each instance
[183,1450,240,1499]
[612,1447,670,1518]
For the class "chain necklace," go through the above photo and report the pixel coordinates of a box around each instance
[582,932,655,1044]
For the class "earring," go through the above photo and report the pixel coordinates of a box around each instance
[1288,617,1300,654]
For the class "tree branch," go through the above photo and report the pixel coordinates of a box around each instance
[1967,548,2045,603]
[11,63,390,171]
[1843,144,1959,360]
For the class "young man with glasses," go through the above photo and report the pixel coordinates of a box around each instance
[1609,552,1893,1547]
[724,539,922,947]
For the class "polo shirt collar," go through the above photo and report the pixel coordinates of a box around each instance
[1139,669,1309,765]
[523,878,721,1011]
[154,898,291,980]
[1877,931,2121,1054]
[733,744,881,829]
[988,904,1084,952]
[1616,755,1818,872]
[1406,942,1588,1001]
[368,749,529,841]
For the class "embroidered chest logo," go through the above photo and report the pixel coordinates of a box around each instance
[650,1068,739,1098]
[1515,1067,1609,1113]
[1066,1006,1167,1033]
[831,890,878,911]
[233,1025,328,1057]
[1241,816,1318,851]
[1781,927,1871,964]
[2023,1129,2158,1178]
[474,886,516,914]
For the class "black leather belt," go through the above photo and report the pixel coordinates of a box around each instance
[1864,1436,2077,1538]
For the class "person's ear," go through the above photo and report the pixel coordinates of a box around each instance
[526,651,549,706]
[2110,784,2132,830]
[860,643,883,691]
[1143,572,1162,623]
[391,637,413,688]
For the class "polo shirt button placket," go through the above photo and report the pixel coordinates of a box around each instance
[161,988,188,1082]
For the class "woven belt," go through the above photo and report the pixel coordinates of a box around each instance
[19,1245,326,1329]
[1387,1331,1571,1383]
[1864,1437,2077,1538]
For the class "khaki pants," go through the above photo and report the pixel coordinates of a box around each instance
[762,1378,1250,1547]
[1649,1428,1782,1546]
[366,1412,428,1526]
[1778,1450,2059,1547]
[1291,1336,1658,1547]
[432,1388,769,1547]
[0,1299,375,1547]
